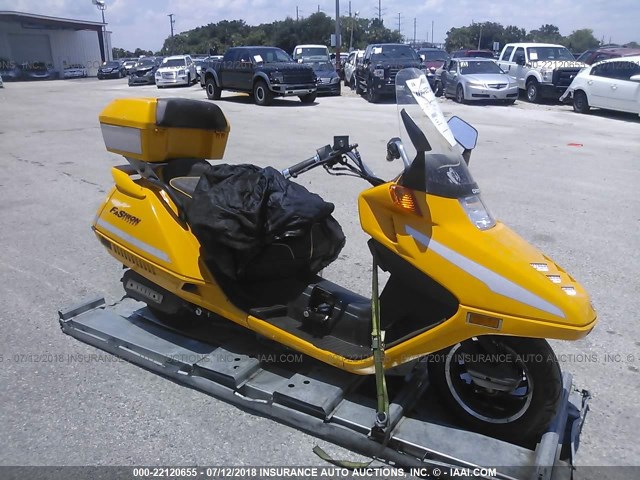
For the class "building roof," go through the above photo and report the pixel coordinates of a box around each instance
[0,11,104,31]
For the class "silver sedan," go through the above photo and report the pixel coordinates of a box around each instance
[435,58,518,104]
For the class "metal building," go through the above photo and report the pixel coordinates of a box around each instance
[0,11,112,77]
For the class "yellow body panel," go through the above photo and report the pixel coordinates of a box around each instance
[99,98,229,162]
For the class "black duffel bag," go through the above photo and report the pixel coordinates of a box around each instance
[186,163,345,282]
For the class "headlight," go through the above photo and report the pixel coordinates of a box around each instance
[467,81,486,88]
[373,68,385,78]
[541,69,553,82]
[271,72,284,83]
[178,69,186,76]
[155,72,161,77]
[459,195,496,230]
[331,76,340,83]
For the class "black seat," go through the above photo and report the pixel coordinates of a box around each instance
[155,98,228,131]
[161,159,210,209]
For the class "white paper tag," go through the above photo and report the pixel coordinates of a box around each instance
[253,55,263,63]
[529,51,538,60]
[372,47,382,54]
[405,77,457,148]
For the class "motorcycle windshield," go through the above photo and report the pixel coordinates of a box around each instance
[395,68,478,198]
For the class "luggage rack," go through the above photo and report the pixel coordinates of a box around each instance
[59,297,590,480]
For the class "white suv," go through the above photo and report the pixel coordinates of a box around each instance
[155,55,197,88]
[343,50,364,88]
[560,55,640,115]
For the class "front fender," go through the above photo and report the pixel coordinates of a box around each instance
[205,69,221,87]
[253,72,271,88]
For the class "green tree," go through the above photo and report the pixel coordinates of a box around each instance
[503,25,527,44]
[563,29,600,52]
[527,24,563,43]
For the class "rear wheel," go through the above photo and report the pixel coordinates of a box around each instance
[205,77,221,100]
[455,84,465,104]
[254,80,273,106]
[526,79,541,103]
[573,91,590,114]
[186,73,191,86]
[428,336,562,447]
[355,77,363,95]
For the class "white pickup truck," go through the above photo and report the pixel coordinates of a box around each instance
[496,42,587,102]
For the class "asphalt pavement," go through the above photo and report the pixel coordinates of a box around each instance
[0,77,638,471]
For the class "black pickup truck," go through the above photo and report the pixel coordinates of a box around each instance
[201,46,318,106]
[355,43,423,103]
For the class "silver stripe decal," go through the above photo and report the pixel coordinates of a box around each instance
[101,124,142,154]
[405,225,565,319]
[97,218,171,263]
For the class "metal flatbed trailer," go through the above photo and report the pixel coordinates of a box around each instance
[59,297,590,480]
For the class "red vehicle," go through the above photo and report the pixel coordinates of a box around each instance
[451,49,495,59]
[576,46,640,65]
[416,48,449,87]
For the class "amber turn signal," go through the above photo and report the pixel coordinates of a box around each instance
[466,312,502,330]
[389,185,421,216]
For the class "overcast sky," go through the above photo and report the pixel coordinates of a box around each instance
[2,0,637,51]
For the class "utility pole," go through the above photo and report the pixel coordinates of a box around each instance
[397,12,401,33]
[431,20,434,44]
[375,0,383,21]
[413,17,416,47]
[477,23,483,49]
[335,0,342,70]
[296,6,299,21]
[168,13,175,37]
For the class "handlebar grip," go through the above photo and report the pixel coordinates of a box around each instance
[282,153,320,179]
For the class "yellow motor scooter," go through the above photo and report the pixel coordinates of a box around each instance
[93,68,596,445]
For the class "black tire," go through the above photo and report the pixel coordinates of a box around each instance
[434,80,443,97]
[573,90,590,114]
[526,79,541,103]
[366,79,378,103]
[504,99,516,105]
[253,79,273,106]
[350,76,356,91]
[299,92,317,104]
[355,77,363,95]
[186,73,191,86]
[428,336,562,448]
[455,84,465,104]
[205,77,221,100]
[147,306,200,330]
[334,84,341,96]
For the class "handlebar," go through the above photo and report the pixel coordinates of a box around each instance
[281,153,321,179]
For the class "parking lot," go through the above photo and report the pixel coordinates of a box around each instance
[0,76,638,472]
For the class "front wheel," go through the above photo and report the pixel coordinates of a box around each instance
[253,80,273,106]
[455,84,465,104]
[526,79,541,103]
[366,80,379,103]
[428,336,562,447]
[434,80,443,97]
[573,91,590,114]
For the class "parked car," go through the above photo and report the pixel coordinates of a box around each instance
[416,47,450,87]
[293,44,330,63]
[308,61,341,95]
[63,64,87,79]
[496,42,586,102]
[98,60,125,79]
[0,59,22,81]
[155,55,197,88]
[128,57,161,86]
[122,60,137,75]
[201,46,317,106]
[194,57,206,82]
[0,75,3,88]
[576,46,640,65]
[22,62,57,80]
[436,58,518,104]
[355,43,422,102]
[451,49,495,59]
[344,49,364,88]
[559,55,640,116]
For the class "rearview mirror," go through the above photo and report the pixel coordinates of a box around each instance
[630,74,640,83]
[447,116,478,150]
